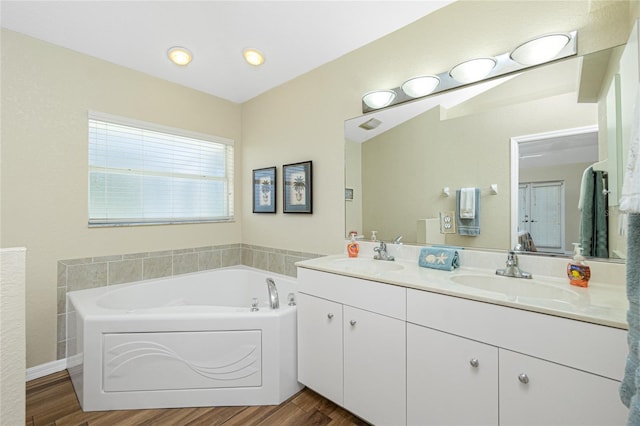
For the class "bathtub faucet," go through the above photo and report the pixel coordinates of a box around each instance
[266,278,280,309]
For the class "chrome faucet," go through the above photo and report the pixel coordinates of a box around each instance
[266,278,279,309]
[495,250,532,279]
[373,241,395,261]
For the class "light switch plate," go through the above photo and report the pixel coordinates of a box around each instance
[439,211,457,234]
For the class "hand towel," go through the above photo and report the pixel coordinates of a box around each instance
[456,188,481,236]
[580,169,609,258]
[578,166,592,211]
[459,187,476,219]
[418,247,459,271]
[620,86,640,213]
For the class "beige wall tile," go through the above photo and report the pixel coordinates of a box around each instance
[57,287,66,314]
[143,256,173,280]
[268,252,285,275]
[173,253,199,275]
[252,250,269,270]
[109,259,143,285]
[67,262,107,291]
[198,250,221,271]
[242,247,254,266]
[221,248,241,267]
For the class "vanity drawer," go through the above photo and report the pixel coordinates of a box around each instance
[297,268,406,320]
[407,288,626,380]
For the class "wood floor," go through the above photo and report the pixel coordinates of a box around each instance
[26,370,369,426]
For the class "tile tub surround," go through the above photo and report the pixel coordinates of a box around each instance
[58,244,322,360]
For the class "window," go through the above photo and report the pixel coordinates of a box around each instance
[88,112,234,226]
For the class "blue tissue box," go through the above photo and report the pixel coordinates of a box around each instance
[419,247,460,271]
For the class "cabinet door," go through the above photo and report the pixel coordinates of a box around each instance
[343,305,406,426]
[499,349,628,426]
[297,293,343,405]
[407,323,498,426]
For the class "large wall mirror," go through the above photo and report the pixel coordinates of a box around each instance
[345,47,627,262]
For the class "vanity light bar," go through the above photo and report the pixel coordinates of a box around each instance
[362,30,577,113]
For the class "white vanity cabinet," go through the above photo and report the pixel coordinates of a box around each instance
[296,293,344,405]
[343,305,406,426]
[407,288,629,426]
[297,263,628,426]
[499,349,626,426]
[297,268,406,426]
[407,323,499,426]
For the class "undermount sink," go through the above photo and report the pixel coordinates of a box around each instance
[330,258,404,274]
[450,273,582,308]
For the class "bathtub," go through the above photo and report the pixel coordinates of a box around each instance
[66,266,303,411]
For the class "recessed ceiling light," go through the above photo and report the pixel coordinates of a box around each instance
[167,46,192,66]
[243,48,265,66]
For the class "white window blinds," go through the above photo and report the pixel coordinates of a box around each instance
[88,112,234,226]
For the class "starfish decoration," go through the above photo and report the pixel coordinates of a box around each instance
[435,252,449,265]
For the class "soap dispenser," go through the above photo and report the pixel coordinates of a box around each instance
[567,243,590,288]
[347,234,360,258]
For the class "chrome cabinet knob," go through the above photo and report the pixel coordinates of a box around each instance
[327,313,334,319]
[469,358,479,368]
[350,320,357,326]
[518,373,529,384]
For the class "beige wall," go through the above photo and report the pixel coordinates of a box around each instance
[0,1,635,368]
[1,30,243,367]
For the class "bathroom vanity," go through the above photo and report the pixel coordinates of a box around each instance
[296,254,628,426]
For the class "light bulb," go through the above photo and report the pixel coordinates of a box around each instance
[510,34,571,66]
[167,47,193,66]
[401,75,440,98]
[449,58,496,84]
[243,48,265,66]
[362,90,396,109]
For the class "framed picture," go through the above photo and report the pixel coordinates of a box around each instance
[345,188,354,201]
[283,161,312,213]
[252,167,276,213]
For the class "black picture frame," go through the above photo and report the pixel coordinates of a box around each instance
[283,161,312,214]
[252,167,276,213]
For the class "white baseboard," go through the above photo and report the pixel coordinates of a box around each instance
[26,358,67,382]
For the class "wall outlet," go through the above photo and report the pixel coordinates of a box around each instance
[439,211,457,234]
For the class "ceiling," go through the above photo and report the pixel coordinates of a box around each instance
[0,0,455,104]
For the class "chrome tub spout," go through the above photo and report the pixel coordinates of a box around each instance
[267,278,280,309]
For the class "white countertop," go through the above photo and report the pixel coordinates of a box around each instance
[296,254,628,330]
